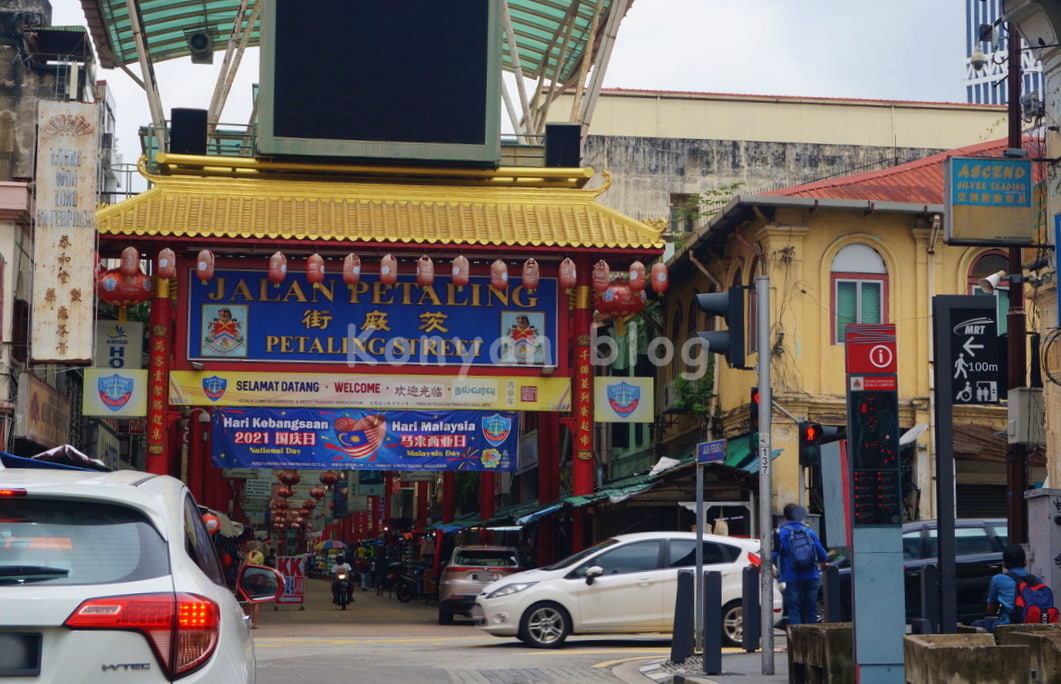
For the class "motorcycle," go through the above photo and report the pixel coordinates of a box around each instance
[332,571,354,610]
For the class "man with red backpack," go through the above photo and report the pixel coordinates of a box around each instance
[972,544,1058,632]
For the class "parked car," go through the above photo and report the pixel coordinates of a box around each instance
[438,545,522,624]
[826,518,1008,624]
[473,531,783,648]
[0,462,283,682]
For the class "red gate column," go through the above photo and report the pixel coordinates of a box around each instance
[441,472,455,523]
[538,412,560,564]
[572,273,595,551]
[146,276,172,475]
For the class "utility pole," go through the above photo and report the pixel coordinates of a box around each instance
[1006,23,1029,545]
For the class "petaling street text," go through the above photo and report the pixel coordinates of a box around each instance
[264,335,487,358]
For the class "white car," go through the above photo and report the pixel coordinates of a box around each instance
[473,530,782,648]
[0,462,283,682]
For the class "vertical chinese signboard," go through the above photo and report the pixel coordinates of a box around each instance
[32,100,99,363]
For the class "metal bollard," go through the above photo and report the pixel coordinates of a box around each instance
[703,571,723,676]
[821,564,842,623]
[741,564,760,651]
[918,564,939,634]
[670,569,695,663]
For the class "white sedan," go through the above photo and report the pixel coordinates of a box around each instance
[473,530,782,648]
[0,462,283,682]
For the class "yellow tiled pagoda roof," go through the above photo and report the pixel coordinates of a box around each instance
[96,156,665,254]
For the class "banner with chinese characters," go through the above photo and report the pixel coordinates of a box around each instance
[185,269,558,368]
[170,370,570,411]
[32,100,99,363]
[211,407,518,471]
[593,377,654,423]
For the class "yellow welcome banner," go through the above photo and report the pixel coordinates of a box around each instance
[169,371,571,411]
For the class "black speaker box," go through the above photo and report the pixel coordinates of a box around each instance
[170,108,208,155]
[545,123,582,168]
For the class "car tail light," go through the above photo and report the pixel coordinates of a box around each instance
[747,552,761,567]
[0,488,27,497]
[64,593,220,678]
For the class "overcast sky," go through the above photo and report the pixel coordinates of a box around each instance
[52,0,970,185]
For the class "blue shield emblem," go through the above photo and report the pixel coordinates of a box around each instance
[202,375,228,402]
[606,381,640,417]
[481,413,512,446]
[97,373,134,410]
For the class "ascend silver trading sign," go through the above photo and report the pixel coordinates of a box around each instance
[32,100,99,363]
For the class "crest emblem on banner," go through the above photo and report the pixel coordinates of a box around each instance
[606,381,641,417]
[331,415,388,460]
[481,413,512,446]
[202,375,228,401]
[97,373,134,410]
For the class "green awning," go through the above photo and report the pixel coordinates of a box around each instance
[722,436,783,473]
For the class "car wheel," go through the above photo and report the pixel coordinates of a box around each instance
[518,601,571,648]
[438,607,454,625]
[721,600,742,648]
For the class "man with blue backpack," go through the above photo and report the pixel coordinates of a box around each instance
[774,503,829,625]
[973,544,1058,632]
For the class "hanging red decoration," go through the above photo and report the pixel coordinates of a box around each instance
[416,255,435,286]
[559,258,577,290]
[343,254,361,285]
[156,248,176,280]
[319,471,341,487]
[490,259,508,290]
[306,254,325,286]
[628,261,646,292]
[595,282,648,317]
[272,521,286,531]
[309,486,327,500]
[276,470,301,486]
[270,499,289,510]
[451,255,470,287]
[97,269,152,318]
[276,486,295,499]
[380,254,398,285]
[195,250,215,282]
[522,258,540,291]
[298,508,311,518]
[592,260,611,292]
[289,522,301,531]
[302,499,317,511]
[268,251,287,285]
[119,246,140,277]
[650,262,670,293]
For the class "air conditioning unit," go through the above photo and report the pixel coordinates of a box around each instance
[662,379,686,413]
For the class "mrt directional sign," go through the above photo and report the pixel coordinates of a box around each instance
[947,302,1001,405]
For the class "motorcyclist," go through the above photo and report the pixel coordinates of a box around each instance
[331,555,354,605]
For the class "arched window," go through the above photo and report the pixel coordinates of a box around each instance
[831,244,887,344]
[968,251,1009,336]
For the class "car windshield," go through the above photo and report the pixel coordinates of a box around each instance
[0,498,169,585]
[539,538,621,571]
[454,549,519,567]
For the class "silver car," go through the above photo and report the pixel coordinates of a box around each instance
[0,463,283,682]
[438,545,522,624]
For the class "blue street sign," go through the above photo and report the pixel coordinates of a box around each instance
[697,439,725,464]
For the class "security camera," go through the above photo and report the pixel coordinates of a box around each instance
[970,49,988,72]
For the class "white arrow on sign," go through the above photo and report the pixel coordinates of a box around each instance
[962,337,984,357]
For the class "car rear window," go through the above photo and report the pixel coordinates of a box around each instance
[0,498,169,585]
[454,549,519,567]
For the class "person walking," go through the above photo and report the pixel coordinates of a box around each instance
[971,544,1033,632]
[773,503,828,626]
[242,541,266,628]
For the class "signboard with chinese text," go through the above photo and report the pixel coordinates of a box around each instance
[944,156,1034,245]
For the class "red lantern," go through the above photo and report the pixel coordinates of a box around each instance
[522,258,540,291]
[97,269,152,310]
[268,251,287,285]
[309,486,327,500]
[195,250,215,282]
[628,260,646,292]
[416,255,435,286]
[298,508,311,518]
[201,513,220,535]
[302,499,317,511]
[343,254,361,285]
[650,262,670,293]
[119,246,140,277]
[306,254,325,285]
[490,259,508,290]
[380,254,397,285]
[289,522,301,531]
[276,486,294,499]
[595,282,648,317]
[273,521,287,531]
[276,470,301,486]
[157,248,176,280]
[270,499,289,511]
[592,260,611,292]
[451,255,470,287]
[559,258,577,290]
[319,471,341,487]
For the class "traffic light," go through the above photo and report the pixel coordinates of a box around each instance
[798,421,845,467]
[749,387,760,451]
[696,286,747,369]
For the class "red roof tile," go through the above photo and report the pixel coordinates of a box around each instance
[764,136,1046,204]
